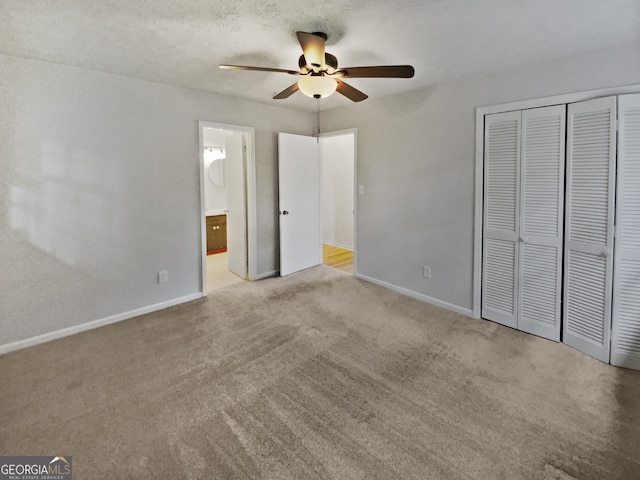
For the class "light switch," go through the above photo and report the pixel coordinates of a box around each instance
[358,185,365,195]
[423,266,431,279]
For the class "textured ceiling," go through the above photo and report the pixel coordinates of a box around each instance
[2,0,640,112]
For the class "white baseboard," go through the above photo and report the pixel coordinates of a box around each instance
[253,269,279,280]
[1,275,472,355]
[0,293,203,356]
[355,273,473,318]
[322,241,354,251]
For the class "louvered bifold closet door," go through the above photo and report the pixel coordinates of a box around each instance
[611,94,640,370]
[517,106,566,341]
[482,111,521,329]
[564,97,617,363]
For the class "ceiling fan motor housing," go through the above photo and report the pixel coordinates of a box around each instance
[298,53,338,73]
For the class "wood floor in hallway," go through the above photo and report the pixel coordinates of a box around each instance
[323,244,353,273]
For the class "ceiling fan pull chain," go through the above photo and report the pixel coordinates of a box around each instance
[316,97,320,142]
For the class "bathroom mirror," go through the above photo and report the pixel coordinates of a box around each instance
[208,158,225,188]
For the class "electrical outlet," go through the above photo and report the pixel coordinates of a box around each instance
[423,266,431,279]
[158,270,168,283]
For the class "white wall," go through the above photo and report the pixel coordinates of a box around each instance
[321,133,354,250]
[202,128,233,215]
[322,42,640,314]
[0,54,313,349]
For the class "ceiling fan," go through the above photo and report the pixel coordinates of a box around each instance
[219,31,415,102]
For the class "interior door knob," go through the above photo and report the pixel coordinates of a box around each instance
[281,210,289,215]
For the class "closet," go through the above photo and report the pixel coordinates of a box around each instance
[482,105,565,342]
[481,93,640,370]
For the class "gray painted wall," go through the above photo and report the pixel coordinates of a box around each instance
[3,41,640,349]
[0,54,313,347]
[323,42,640,313]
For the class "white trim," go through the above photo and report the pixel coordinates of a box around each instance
[253,269,279,280]
[473,107,484,318]
[319,127,358,139]
[477,83,640,116]
[198,122,208,294]
[245,130,258,281]
[198,121,258,295]
[356,273,474,318]
[0,293,202,355]
[473,83,640,321]
[322,241,353,251]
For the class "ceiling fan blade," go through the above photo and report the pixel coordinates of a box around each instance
[333,65,415,78]
[219,65,300,75]
[273,82,300,99]
[336,79,368,102]
[296,31,326,69]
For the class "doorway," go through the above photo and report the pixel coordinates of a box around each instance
[321,131,356,274]
[198,121,257,294]
[277,129,356,276]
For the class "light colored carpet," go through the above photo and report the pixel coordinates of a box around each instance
[1,266,639,479]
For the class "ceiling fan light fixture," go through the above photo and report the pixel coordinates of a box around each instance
[222,31,414,103]
[298,74,337,98]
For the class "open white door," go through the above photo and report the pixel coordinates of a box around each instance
[226,132,247,278]
[278,132,322,276]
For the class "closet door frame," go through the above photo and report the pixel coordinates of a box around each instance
[474,84,640,320]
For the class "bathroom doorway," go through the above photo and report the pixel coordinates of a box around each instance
[199,121,256,294]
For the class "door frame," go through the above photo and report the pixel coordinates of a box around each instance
[198,121,257,294]
[473,84,640,319]
[319,128,358,275]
